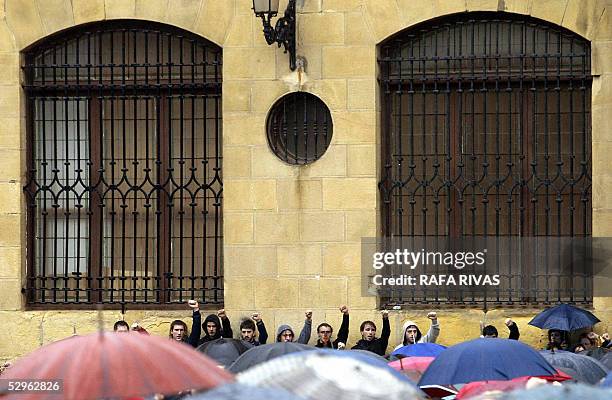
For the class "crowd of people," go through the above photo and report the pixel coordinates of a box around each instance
[111,301,611,357]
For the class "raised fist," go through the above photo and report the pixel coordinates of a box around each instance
[188,299,199,310]
[427,311,437,320]
[305,310,313,320]
[339,305,349,314]
[381,310,389,318]
[217,308,227,319]
[504,318,513,327]
[602,332,610,341]
[252,313,261,322]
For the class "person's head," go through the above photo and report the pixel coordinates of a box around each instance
[317,323,333,344]
[169,320,188,341]
[240,319,256,342]
[203,314,221,339]
[402,321,422,344]
[573,344,585,353]
[482,325,499,338]
[360,321,377,341]
[548,329,565,344]
[276,324,295,342]
[579,333,595,350]
[113,320,129,333]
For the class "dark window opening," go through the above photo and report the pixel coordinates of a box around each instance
[378,13,592,306]
[23,21,223,307]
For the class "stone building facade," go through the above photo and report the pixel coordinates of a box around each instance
[0,0,611,362]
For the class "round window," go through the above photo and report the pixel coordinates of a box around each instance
[266,92,333,165]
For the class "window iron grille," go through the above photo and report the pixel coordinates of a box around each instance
[23,21,223,307]
[378,13,592,306]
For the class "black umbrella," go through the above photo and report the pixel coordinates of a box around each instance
[228,342,314,373]
[196,338,252,367]
[539,350,608,384]
[528,304,600,331]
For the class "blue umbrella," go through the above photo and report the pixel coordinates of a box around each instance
[528,304,600,331]
[392,343,447,358]
[600,371,612,388]
[418,338,558,386]
[539,350,608,385]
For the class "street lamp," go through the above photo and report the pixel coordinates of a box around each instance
[252,0,297,71]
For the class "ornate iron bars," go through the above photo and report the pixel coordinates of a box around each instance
[23,21,223,306]
[266,92,333,165]
[378,13,592,305]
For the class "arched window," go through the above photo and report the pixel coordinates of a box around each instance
[378,13,591,305]
[23,21,223,307]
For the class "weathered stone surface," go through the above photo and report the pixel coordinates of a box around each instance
[73,0,105,24]
[363,0,405,43]
[531,0,568,26]
[300,211,345,242]
[298,12,344,46]
[0,181,21,213]
[165,0,203,31]
[105,0,136,19]
[277,244,322,275]
[254,212,299,244]
[37,0,74,34]
[322,177,377,209]
[322,46,375,78]
[193,0,234,45]
[300,145,347,178]
[135,0,167,22]
[224,213,254,244]
[224,179,277,211]
[225,245,278,276]
[5,0,44,50]
[0,246,20,278]
[277,179,323,210]
[224,145,252,178]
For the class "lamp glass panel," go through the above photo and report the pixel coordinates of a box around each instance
[253,0,280,13]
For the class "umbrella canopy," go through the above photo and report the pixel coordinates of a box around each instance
[237,350,424,400]
[602,371,612,388]
[392,343,447,358]
[528,304,600,331]
[539,350,608,384]
[471,383,612,400]
[0,332,233,400]
[197,338,252,368]
[418,338,558,386]
[455,376,532,399]
[601,352,612,371]
[388,356,435,383]
[228,342,314,373]
[347,349,389,363]
[186,383,303,400]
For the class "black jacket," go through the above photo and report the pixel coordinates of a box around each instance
[508,322,520,340]
[351,317,390,356]
[193,312,234,346]
[315,314,349,349]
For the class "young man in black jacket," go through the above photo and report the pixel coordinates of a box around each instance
[184,300,234,347]
[315,305,349,349]
[240,313,268,346]
[351,310,390,356]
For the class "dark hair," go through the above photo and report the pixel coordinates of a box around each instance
[579,332,597,346]
[113,320,129,331]
[360,320,376,332]
[169,320,188,339]
[317,323,333,334]
[482,325,498,337]
[240,319,256,331]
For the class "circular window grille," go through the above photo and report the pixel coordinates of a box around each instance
[266,92,333,165]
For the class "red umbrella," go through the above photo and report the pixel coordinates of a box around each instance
[1,332,233,400]
[455,371,573,399]
[387,356,434,382]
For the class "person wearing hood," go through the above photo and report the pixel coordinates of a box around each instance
[276,310,313,344]
[197,308,234,346]
[315,305,350,349]
[351,310,390,356]
[394,311,440,350]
